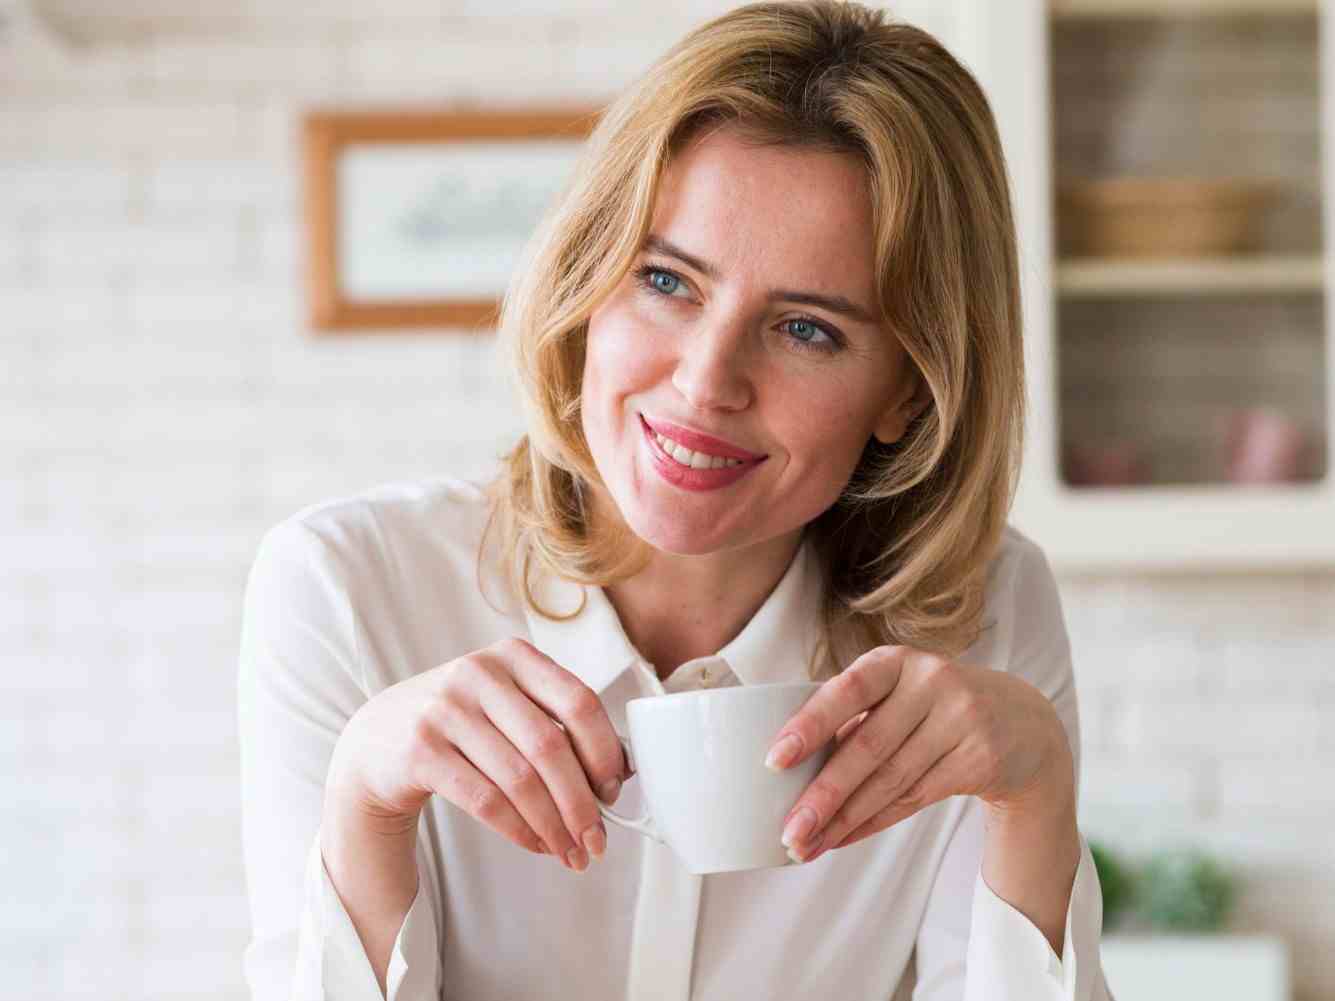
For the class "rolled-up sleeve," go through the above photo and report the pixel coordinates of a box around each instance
[289,824,441,1000]
[912,531,1116,1000]
[237,517,442,1000]
[967,832,1113,1000]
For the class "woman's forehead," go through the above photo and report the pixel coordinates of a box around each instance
[660,126,871,218]
[649,132,878,301]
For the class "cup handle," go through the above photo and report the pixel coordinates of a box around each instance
[597,735,663,844]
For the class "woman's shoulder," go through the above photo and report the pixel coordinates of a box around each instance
[277,473,491,539]
[257,473,503,597]
[965,523,1068,678]
[983,523,1058,598]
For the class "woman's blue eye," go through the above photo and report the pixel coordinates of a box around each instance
[632,262,843,355]
[783,318,834,350]
[632,264,690,300]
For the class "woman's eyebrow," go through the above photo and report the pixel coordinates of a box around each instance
[641,233,877,324]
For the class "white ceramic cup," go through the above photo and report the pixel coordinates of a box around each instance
[596,680,831,874]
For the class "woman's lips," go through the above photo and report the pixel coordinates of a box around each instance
[639,413,766,461]
[640,415,766,492]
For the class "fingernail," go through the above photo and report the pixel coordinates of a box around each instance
[597,777,622,804]
[787,831,824,864]
[781,806,817,848]
[565,845,589,872]
[582,821,607,860]
[765,733,803,771]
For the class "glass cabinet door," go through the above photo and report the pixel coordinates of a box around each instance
[1049,0,1328,490]
[953,0,1335,566]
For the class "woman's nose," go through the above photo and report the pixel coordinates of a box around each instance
[670,323,753,412]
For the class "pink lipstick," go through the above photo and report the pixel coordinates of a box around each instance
[639,413,767,492]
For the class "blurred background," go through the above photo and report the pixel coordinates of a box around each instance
[1,1,1332,999]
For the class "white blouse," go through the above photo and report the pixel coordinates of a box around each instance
[237,474,1115,1001]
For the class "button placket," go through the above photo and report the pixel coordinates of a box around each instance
[628,657,669,697]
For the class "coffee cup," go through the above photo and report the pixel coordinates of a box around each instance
[596,679,831,874]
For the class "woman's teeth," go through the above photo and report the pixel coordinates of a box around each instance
[653,432,746,470]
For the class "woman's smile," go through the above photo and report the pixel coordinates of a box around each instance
[638,412,768,492]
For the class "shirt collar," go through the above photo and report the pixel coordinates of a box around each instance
[521,534,827,695]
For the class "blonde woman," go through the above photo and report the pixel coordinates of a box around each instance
[239,2,1115,999]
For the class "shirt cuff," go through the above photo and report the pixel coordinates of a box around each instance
[299,825,438,1001]
[967,831,1106,1000]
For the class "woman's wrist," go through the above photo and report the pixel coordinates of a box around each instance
[320,752,424,902]
[324,718,428,838]
[319,783,423,995]
[979,724,1081,960]
[321,783,421,865]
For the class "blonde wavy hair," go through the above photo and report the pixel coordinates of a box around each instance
[479,0,1024,679]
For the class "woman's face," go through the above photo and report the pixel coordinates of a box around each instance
[581,126,923,557]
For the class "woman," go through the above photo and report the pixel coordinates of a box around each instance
[239,2,1115,999]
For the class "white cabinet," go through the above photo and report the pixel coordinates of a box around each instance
[1100,934,1290,1001]
[947,0,1335,569]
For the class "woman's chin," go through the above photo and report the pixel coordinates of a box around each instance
[624,505,736,557]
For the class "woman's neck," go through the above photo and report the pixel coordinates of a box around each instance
[602,528,804,682]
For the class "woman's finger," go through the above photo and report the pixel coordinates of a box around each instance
[834,710,868,744]
[825,742,969,856]
[765,646,910,772]
[444,701,582,870]
[791,708,960,861]
[780,682,932,853]
[474,666,608,868]
[500,638,627,801]
[410,735,547,855]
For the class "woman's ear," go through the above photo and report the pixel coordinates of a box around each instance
[872,369,930,446]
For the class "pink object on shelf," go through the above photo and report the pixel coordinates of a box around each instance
[1218,408,1311,484]
[1063,440,1148,487]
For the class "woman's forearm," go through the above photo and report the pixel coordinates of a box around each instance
[320,786,422,997]
[979,734,1082,960]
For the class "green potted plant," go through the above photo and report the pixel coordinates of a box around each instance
[1091,841,1289,1001]
[1088,839,1136,930]
[1138,847,1236,933]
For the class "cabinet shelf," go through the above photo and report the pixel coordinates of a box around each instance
[1056,254,1325,297]
[1051,0,1316,18]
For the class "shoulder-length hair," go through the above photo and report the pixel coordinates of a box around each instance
[479,0,1025,679]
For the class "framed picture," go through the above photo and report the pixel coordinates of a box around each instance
[302,106,602,333]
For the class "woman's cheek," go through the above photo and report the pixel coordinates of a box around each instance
[596,309,672,387]
[587,301,635,370]
[787,395,871,482]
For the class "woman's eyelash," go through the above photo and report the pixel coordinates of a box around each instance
[631,262,677,298]
[630,262,843,354]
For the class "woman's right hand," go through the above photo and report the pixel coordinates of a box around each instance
[324,636,629,873]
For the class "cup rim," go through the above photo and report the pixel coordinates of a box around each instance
[626,679,822,708]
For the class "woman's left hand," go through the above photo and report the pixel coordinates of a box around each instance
[765,644,1073,863]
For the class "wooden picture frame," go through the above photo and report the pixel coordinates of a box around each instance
[302,106,602,333]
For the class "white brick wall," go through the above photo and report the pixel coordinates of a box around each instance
[0,101,252,156]
[2,4,1333,1001]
